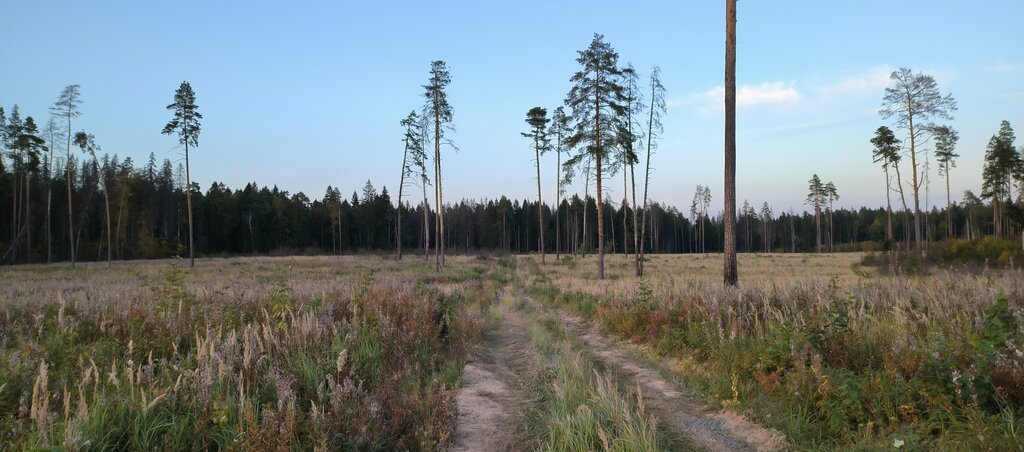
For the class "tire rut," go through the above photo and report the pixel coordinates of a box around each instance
[512,277,786,451]
[451,292,535,452]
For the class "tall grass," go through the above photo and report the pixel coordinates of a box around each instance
[507,288,663,451]
[528,253,1024,449]
[0,256,505,449]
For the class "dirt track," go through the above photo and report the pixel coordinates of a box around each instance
[452,262,786,451]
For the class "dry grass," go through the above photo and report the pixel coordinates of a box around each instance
[0,255,508,450]
[527,252,1024,449]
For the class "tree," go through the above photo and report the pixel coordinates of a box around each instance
[741,199,754,252]
[760,202,773,252]
[824,181,838,252]
[523,107,551,264]
[74,131,112,266]
[42,117,61,263]
[51,85,82,267]
[618,63,644,274]
[806,174,824,253]
[963,190,982,240]
[871,126,902,245]
[417,111,432,259]
[932,125,959,238]
[692,185,711,253]
[161,81,202,267]
[880,68,957,253]
[3,110,45,263]
[723,0,738,286]
[564,33,627,279]
[639,66,665,276]
[549,106,570,260]
[424,61,453,271]
[397,110,423,260]
[981,121,1019,237]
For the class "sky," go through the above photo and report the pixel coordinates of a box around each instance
[1,1,1022,214]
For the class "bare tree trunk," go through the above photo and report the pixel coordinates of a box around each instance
[884,166,894,242]
[25,171,32,263]
[422,185,429,259]
[433,92,444,271]
[536,138,545,264]
[555,144,561,260]
[185,142,195,267]
[46,148,53,263]
[622,171,629,257]
[66,117,75,267]
[893,161,911,251]
[944,164,953,239]
[907,113,922,254]
[723,0,738,286]
[397,143,408,260]
[103,176,112,266]
[583,159,591,257]
[630,161,640,276]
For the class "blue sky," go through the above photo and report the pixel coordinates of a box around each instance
[2,1,1022,214]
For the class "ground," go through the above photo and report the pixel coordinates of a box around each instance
[1,252,1022,450]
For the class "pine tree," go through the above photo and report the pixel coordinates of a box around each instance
[932,125,960,238]
[880,68,957,253]
[161,81,202,267]
[639,66,665,276]
[523,107,551,264]
[51,85,82,266]
[564,34,627,280]
[424,61,454,271]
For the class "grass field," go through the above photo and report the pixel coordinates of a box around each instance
[0,255,508,449]
[527,252,1024,449]
[1,252,1022,450]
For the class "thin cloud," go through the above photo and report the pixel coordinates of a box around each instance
[982,59,1021,73]
[669,81,801,111]
[992,91,1024,100]
[813,66,892,99]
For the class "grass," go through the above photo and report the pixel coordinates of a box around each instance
[0,255,508,450]
[504,287,667,452]
[527,252,1024,449]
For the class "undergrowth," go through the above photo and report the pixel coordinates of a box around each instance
[528,258,1024,449]
[0,256,509,450]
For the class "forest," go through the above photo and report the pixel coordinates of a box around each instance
[0,147,1013,264]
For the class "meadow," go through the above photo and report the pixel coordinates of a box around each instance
[526,252,1024,449]
[0,255,508,450]
[1,252,1022,450]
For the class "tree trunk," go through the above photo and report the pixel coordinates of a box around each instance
[893,160,911,251]
[397,143,408,260]
[422,185,429,259]
[46,149,53,263]
[944,165,953,239]
[907,110,922,254]
[103,175,112,266]
[723,0,738,286]
[185,142,195,267]
[66,126,75,267]
[630,161,640,276]
[884,166,894,242]
[555,142,561,260]
[535,137,545,264]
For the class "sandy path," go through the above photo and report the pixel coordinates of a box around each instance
[547,306,787,452]
[451,294,535,452]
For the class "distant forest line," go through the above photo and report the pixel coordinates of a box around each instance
[0,151,1005,264]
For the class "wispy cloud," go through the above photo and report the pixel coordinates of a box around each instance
[669,81,801,111]
[992,91,1024,100]
[982,59,1021,73]
[812,66,892,99]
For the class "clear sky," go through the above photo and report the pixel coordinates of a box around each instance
[2,1,1021,214]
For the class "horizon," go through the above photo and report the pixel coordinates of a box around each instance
[2,1,1022,214]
